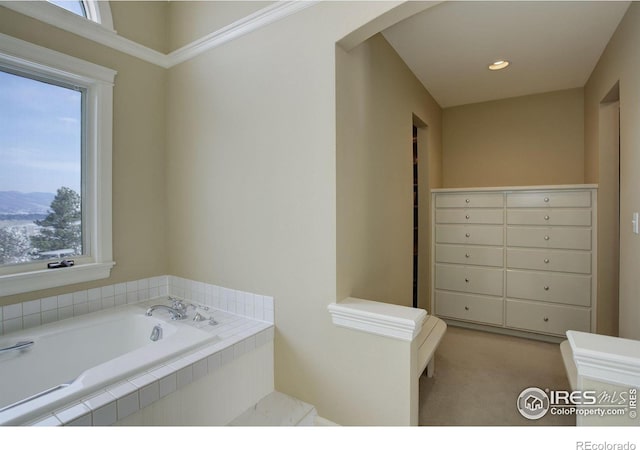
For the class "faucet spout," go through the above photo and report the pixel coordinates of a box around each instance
[145,304,185,320]
[150,324,163,341]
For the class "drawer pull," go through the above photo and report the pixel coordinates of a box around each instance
[465,215,470,219]
[544,286,550,291]
[465,199,470,203]
[465,253,470,258]
[544,215,550,220]
[544,258,550,264]
[465,233,470,238]
[464,278,469,283]
[544,235,550,241]
[544,197,550,203]
[543,317,549,322]
[464,306,469,311]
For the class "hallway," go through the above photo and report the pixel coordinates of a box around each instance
[420,326,574,426]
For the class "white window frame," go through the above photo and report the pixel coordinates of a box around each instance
[0,1,115,32]
[0,33,116,296]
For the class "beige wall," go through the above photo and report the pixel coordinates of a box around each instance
[592,100,620,336]
[442,88,585,188]
[7,0,637,426]
[165,0,434,425]
[110,1,168,53]
[167,1,273,52]
[0,5,168,307]
[336,33,442,312]
[584,3,640,339]
[0,0,437,426]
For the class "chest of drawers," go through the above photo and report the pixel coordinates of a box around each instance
[431,185,597,339]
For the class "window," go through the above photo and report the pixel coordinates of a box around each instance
[48,0,87,18]
[0,33,116,296]
[0,1,115,33]
[0,70,84,265]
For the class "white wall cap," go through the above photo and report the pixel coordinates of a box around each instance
[431,184,598,193]
[328,297,427,341]
[567,330,640,387]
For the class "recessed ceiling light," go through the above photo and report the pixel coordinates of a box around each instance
[488,60,510,71]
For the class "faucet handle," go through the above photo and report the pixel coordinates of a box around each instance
[192,311,218,326]
[183,301,208,311]
[171,298,186,311]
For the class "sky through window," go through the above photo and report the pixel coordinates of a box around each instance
[0,70,82,195]
[48,0,86,17]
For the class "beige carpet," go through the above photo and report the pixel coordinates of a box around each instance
[419,325,575,426]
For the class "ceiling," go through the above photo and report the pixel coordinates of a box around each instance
[382,1,631,108]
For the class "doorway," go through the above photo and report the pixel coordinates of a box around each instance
[412,116,428,310]
[412,125,418,308]
[599,82,620,335]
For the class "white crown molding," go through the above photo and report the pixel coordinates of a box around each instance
[567,330,640,388]
[328,297,427,341]
[0,1,319,69]
[166,1,319,67]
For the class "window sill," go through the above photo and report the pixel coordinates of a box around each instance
[0,262,115,296]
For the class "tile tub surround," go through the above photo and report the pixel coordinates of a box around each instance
[1,275,274,336]
[25,302,274,426]
[0,276,275,426]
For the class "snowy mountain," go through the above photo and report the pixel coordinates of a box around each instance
[0,191,55,215]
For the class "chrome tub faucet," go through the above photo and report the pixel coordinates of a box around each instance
[145,304,185,320]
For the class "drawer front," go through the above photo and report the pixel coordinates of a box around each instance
[507,209,591,226]
[436,225,504,246]
[435,291,504,326]
[435,192,504,208]
[436,244,503,267]
[436,208,504,224]
[506,248,591,274]
[435,264,504,296]
[506,299,591,335]
[506,190,591,208]
[506,227,591,250]
[506,270,591,306]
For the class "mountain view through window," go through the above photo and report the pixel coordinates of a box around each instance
[0,69,83,265]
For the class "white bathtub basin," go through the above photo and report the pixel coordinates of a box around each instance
[0,301,219,425]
